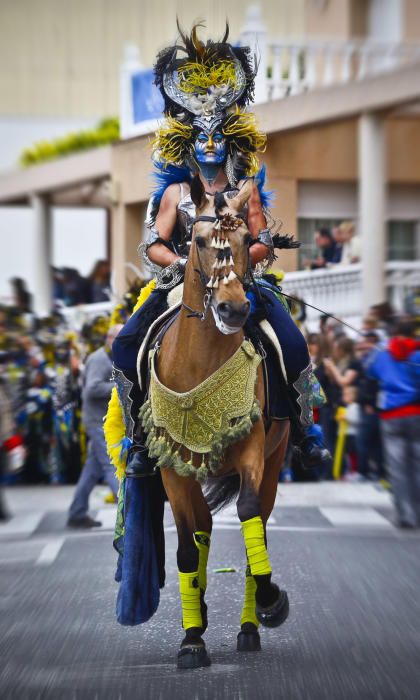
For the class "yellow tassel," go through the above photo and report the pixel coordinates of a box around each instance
[104,387,127,481]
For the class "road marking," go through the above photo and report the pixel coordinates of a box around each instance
[96,507,117,530]
[35,538,65,566]
[0,511,44,539]
[320,507,393,528]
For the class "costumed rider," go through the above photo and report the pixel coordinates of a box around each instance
[111,24,330,478]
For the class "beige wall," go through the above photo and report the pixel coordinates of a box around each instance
[0,0,303,119]
[305,0,352,38]
[404,0,420,40]
[109,114,420,292]
[305,0,420,41]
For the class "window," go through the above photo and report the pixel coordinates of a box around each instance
[387,221,417,261]
[297,218,341,268]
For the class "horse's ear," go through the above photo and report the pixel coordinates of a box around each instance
[229,178,254,213]
[190,175,207,210]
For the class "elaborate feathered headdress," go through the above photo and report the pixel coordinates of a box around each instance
[152,23,266,179]
[154,21,256,119]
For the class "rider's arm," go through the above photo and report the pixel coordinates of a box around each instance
[246,183,272,266]
[146,185,182,268]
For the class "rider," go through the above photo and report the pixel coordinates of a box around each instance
[111,25,330,477]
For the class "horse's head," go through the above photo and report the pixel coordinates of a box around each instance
[189,176,253,334]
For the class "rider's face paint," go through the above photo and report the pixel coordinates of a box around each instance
[194,130,226,164]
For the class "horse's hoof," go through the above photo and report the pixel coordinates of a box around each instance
[177,645,211,670]
[256,586,289,629]
[237,629,261,652]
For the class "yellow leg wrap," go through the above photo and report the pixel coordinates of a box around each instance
[241,516,272,577]
[178,571,202,630]
[240,563,259,628]
[194,531,211,592]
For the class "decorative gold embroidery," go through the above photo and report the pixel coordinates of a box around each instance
[139,340,262,481]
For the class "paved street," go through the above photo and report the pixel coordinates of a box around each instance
[1,483,419,700]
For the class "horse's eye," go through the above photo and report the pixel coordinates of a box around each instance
[195,236,206,249]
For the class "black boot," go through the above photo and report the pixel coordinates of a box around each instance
[288,368,331,471]
[292,433,331,470]
[113,366,157,479]
[125,427,157,479]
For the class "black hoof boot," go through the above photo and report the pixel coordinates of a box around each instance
[125,447,156,478]
[237,623,261,652]
[256,585,289,628]
[177,645,211,670]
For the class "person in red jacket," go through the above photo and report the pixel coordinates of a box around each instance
[366,318,420,528]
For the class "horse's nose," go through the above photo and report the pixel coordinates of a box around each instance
[216,300,250,326]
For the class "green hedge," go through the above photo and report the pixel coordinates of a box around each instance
[20,117,120,167]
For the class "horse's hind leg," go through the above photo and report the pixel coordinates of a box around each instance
[160,469,212,670]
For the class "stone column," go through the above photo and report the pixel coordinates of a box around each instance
[31,194,52,316]
[111,201,145,297]
[358,113,386,314]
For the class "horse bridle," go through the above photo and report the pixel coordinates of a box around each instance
[181,213,258,321]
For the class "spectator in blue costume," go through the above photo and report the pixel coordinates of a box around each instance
[365,317,420,528]
[112,24,330,477]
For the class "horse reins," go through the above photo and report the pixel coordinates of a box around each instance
[181,213,252,321]
[183,216,402,349]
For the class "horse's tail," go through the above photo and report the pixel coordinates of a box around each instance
[205,473,240,514]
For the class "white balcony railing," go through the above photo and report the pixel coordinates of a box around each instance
[121,6,420,138]
[59,262,420,334]
[280,261,420,333]
[265,37,420,99]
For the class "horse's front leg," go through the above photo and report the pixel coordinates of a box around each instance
[234,424,289,648]
[161,469,212,670]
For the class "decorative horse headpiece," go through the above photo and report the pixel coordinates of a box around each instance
[152,23,267,180]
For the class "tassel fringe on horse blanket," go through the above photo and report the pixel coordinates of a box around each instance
[139,339,262,482]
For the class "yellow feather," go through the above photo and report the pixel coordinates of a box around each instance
[132,279,156,314]
[104,387,127,481]
[104,279,156,479]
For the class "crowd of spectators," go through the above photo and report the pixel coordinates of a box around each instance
[303,221,361,270]
[0,280,142,519]
[1,271,419,528]
[300,307,420,527]
[6,262,111,314]
[52,260,111,306]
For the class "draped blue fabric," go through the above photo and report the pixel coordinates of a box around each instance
[115,477,160,626]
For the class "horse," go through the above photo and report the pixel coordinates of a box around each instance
[145,175,290,669]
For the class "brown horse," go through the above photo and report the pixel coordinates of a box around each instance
[154,176,290,669]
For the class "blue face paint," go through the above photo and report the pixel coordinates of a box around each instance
[194,130,226,165]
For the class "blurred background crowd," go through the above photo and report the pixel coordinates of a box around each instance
[0,274,142,499]
[1,261,419,509]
